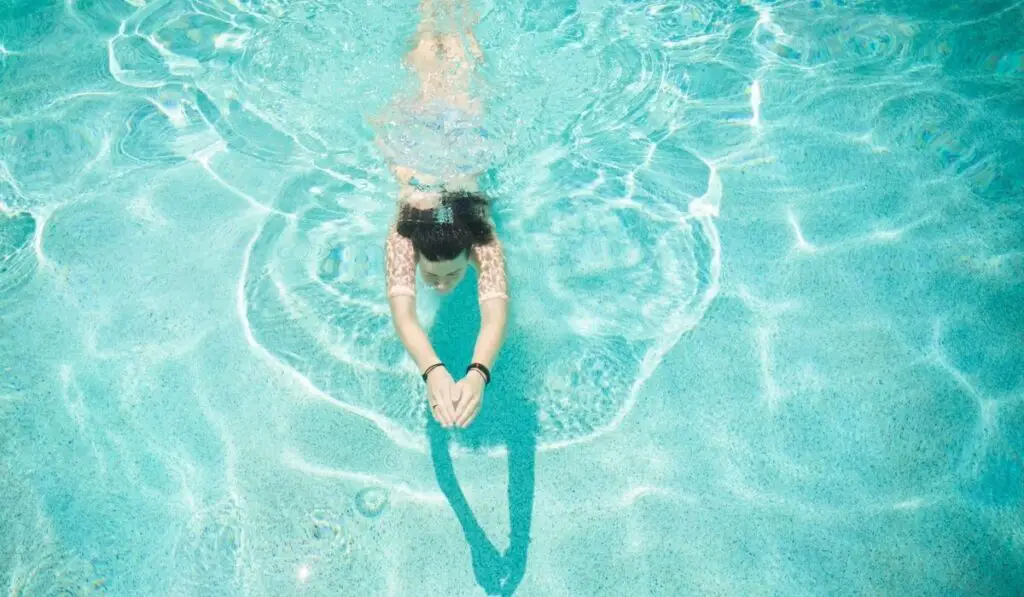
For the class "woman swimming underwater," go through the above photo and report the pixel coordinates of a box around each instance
[375,0,509,430]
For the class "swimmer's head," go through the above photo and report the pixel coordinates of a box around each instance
[418,251,470,295]
[396,190,494,295]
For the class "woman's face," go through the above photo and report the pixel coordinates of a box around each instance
[418,252,469,295]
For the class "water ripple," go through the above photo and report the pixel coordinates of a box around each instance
[629,0,732,45]
[67,0,139,36]
[572,39,666,135]
[0,211,37,302]
[241,147,720,449]
[0,0,61,52]
[5,0,1023,590]
[521,0,578,33]
[152,11,239,63]
[117,100,194,165]
[2,118,96,185]
[108,32,178,88]
[0,464,108,595]
[754,11,924,74]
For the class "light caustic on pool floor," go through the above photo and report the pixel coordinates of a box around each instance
[3,2,1019,457]
[210,2,731,452]
[0,0,728,452]
[2,0,1024,594]
[0,0,963,453]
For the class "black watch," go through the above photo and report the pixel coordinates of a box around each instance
[466,362,491,385]
[422,362,446,382]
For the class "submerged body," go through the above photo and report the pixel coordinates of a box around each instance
[375,0,509,429]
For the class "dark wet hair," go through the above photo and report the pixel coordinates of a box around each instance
[396,190,495,262]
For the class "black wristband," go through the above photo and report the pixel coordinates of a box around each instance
[466,362,491,385]
[422,362,445,382]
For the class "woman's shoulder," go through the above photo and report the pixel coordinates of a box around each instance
[469,237,504,263]
[471,239,509,301]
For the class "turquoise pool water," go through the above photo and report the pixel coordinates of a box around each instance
[2,0,1023,594]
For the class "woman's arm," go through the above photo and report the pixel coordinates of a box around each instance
[385,229,459,425]
[469,238,510,369]
[470,297,507,371]
[454,239,509,426]
[388,295,442,373]
[386,237,508,372]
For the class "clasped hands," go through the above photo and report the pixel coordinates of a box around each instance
[426,366,486,428]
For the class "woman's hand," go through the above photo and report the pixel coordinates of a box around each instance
[453,371,486,427]
[426,367,459,427]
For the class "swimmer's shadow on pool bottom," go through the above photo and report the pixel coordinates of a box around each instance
[425,273,537,596]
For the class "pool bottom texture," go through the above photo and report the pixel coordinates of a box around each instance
[1,0,1023,595]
